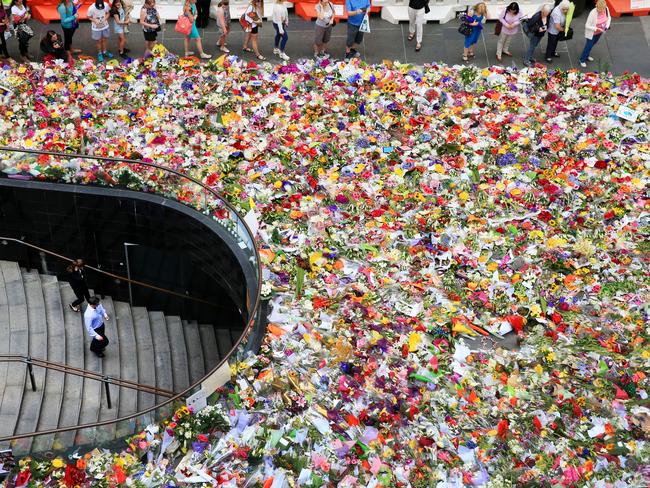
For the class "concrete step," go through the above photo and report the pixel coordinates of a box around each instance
[0,261,11,441]
[182,320,205,385]
[55,283,85,448]
[148,311,174,402]
[199,323,221,374]
[166,316,190,393]
[114,301,139,419]
[32,274,65,453]
[216,328,235,360]
[13,270,48,451]
[0,261,28,440]
[132,307,157,412]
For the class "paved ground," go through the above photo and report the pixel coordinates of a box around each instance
[4,12,650,76]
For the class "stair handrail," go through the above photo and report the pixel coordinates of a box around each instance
[0,236,228,310]
[0,354,176,398]
[0,145,263,444]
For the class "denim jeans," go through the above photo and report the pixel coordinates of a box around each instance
[525,33,543,62]
[273,23,288,51]
[579,34,601,63]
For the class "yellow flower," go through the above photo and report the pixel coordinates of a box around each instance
[52,458,65,469]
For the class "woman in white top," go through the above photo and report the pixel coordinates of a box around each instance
[10,0,32,61]
[579,0,610,67]
[272,0,289,60]
[313,0,334,58]
[242,0,265,60]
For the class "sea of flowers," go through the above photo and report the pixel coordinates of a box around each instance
[0,49,649,487]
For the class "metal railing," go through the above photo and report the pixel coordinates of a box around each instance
[0,355,175,410]
[0,146,263,457]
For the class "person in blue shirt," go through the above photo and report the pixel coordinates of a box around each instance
[462,2,486,62]
[84,296,110,358]
[345,0,370,59]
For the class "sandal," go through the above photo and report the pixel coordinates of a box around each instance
[243,47,253,52]
[462,54,468,62]
[256,54,266,60]
[468,52,475,58]
[415,43,421,52]
[407,33,414,41]
[503,51,512,57]
[496,55,502,62]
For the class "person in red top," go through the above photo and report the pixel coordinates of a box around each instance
[0,7,9,59]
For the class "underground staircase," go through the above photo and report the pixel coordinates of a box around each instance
[0,260,242,453]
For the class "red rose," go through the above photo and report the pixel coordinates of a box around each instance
[604,210,615,220]
[594,160,607,169]
[538,211,553,222]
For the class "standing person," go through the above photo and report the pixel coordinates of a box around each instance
[215,0,230,52]
[84,296,110,358]
[11,0,33,61]
[58,0,82,57]
[579,0,610,67]
[123,0,133,33]
[87,0,112,61]
[407,0,427,52]
[111,0,130,57]
[495,2,522,61]
[344,0,369,59]
[523,3,550,66]
[182,0,211,58]
[0,6,9,59]
[242,0,265,60]
[272,0,289,60]
[313,0,334,58]
[140,0,160,57]
[544,0,570,63]
[195,0,210,27]
[462,2,486,62]
[67,259,90,312]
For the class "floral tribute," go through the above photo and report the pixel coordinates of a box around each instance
[0,50,649,487]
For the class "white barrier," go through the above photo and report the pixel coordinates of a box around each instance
[381,0,467,24]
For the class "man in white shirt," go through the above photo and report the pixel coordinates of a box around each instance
[84,296,110,358]
[86,0,112,61]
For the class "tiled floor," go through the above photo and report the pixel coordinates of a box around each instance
[4,12,650,76]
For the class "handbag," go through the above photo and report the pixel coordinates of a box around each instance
[239,13,252,32]
[16,23,33,40]
[175,14,192,35]
[359,13,370,33]
[458,17,472,37]
[494,11,504,35]
[558,26,573,41]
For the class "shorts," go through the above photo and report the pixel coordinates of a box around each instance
[91,27,110,40]
[143,29,157,41]
[314,24,332,44]
[113,22,124,35]
[346,22,363,47]
[250,25,258,34]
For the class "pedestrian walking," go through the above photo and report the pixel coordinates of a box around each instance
[140,0,161,57]
[313,0,334,58]
[84,296,110,358]
[87,0,112,61]
[111,0,130,57]
[11,0,34,61]
[57,0,82,57]
[495,2,523,61]
[182,0,211,58]
[123,0,133,33]
[215,0,230,52]
[545,0,570,63]
[242,0,265,60]
[579,0,610,67]
[67,259,90,312]
[407,0,428,52]
[196,0,210,27]
[272,0,289,60]
[0,6,9,59]
[344,0,370,59]
[522,3,550,66]
[462,2,486,62]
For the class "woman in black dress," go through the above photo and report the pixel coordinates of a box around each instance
[67,259,90,312]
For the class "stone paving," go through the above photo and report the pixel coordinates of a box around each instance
[4,11,650,75]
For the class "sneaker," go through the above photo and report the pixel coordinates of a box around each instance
[345,51,353,59]
[273,47,280,55]
[545,58,552,63]
[220,46,230,53]
[97,52,104,62]
[104,51,113,59]
[353,50,361,58]
[523,60,531,67]
[553,52,560,58]
[94,351,105,358]
[587,56,594,62]
[580,61,587,67]
[279,51,290,61]
[200,52,212,59]
[123,47,131,53]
